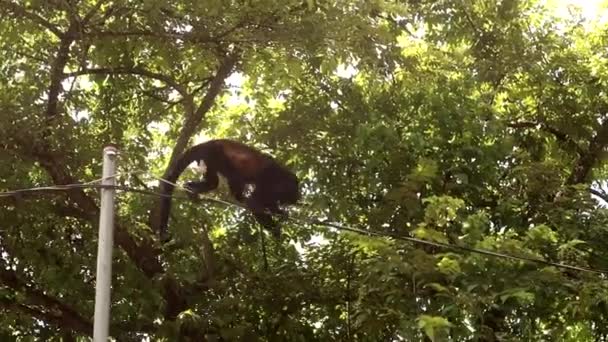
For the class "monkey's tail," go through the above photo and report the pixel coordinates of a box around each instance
[157,142,215,239]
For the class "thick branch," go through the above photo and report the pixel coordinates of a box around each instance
[28,146,164,279]
[0,1,63,37]
[591,188,608,204]
[82,0,107,24]
[199,226,216,284]
[31,147,98,213]
[45,18,80,128]
[46,36,71,118]
[461,4,483,37]
[4,2,77,128]
[508,121,585,156]
[9,10,173,280]
[0,268,92,335]
[165,52,239,170]
[88,29,181,39]
[140,88,183,106]
[86,29,217,44]
[64,66,190,99]
[152,53,239,319]
[567,120,608,184]
[0,297,91,336]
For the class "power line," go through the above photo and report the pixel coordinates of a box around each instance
[0,182,246,209]
[0,171,138,198]
[147,174,608,275]
[155,176,243,208]
[0,174,244,211]
[297,218,608,275]
[1,174,607,275]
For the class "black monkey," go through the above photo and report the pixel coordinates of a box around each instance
[157,139,300,239]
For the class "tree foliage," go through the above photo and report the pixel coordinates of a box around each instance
[1,0,608,340]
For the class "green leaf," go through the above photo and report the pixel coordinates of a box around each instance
[413,224,449,244]
[526,224,559,244]
[417,315,453,342]
[498,288,535,304]
[437,256,462,276]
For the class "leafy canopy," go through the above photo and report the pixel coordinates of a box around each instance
[1,0,608,340]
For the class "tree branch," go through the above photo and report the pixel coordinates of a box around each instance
[64,66,190,99]
[461,4,483,37]
[0,268,92,336]
[140,88,183,106]
[86,29,216,44]
[508,120,585,156]
[0,1,63,37]
[0,297,91,336]
[591,188,608,204]
[567,120,608,184]
[45,36,71,118]
[25,145,165,279]
[82,0,107,24]
[508,119,608,199]
[8,11,176,278]
[164,52,239,170]
[151,53,239,320]
[45,16,80,128]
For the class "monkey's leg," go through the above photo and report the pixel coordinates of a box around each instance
[246,189,281,238]
[267,203,288,219]
[252,212,280,238]
[226,176,246,202]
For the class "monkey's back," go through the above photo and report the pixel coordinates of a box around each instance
[214,139,275,181]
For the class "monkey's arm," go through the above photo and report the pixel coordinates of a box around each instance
[185,171,219,198]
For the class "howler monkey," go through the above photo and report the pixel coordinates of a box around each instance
[157,139,300,239]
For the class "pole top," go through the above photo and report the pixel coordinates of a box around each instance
[103,145,118,156]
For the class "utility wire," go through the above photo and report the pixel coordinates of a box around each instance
[155,176,243,208]
[0,182,247,209]
[294,217,608,275]
[1,174,607,275]
[0,173,119,198]
[0,171,143,198]
[146,174,608,275]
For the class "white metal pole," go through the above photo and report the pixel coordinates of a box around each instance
[93,146,118,341]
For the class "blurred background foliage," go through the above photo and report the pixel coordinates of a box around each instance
[1,0,608,340]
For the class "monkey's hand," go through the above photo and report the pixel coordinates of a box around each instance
[273,208,289,221]
[184,182,201,201]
